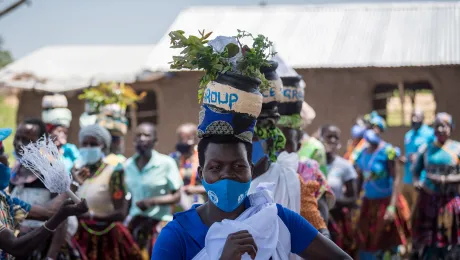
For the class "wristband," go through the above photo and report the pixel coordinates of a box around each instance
[386,205,396,213]
[71,181,80,189]
[43,222,56,232]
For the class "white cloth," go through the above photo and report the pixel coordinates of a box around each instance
[192,183,291,260]
[249,152,301,214]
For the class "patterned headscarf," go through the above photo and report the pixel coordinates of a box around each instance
[435,112,454,129]
[366,111,387,131]
[78,124,112,154]
[255,126,286,162]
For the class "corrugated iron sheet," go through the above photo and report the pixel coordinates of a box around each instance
[145,2,460,71]
[0,45,159,92]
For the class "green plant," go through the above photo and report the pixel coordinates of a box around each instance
[169,29,276,101]
[78,82,146,112]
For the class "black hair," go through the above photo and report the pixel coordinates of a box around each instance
[319,124,341,137]
[23,118,47,138]
[138,122,157,138]
[197,135,253,167]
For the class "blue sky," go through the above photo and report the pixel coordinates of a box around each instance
[0,0,453,59]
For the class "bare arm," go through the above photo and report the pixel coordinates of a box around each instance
[387,159,399,208]
[185,185,206,195]
[0,212,65,257]
[444,173,460,183]
[46,221,67,258]
[317,197,329,223]
[335,179,358,207]
[146,189,181,206]
[299,233,352,259]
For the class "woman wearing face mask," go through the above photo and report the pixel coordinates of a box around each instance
[73,124,142,260]
[411,113,460,259]
[321,125,359,257]
[10,119,86,260]
[170,123,206,212]
[354,125,411,259]
[152,133,351,259]
[0,127,88,260]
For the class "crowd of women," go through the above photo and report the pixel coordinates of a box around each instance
[1,33,460,260]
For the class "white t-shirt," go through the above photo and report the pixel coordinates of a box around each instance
[327,156,358,199]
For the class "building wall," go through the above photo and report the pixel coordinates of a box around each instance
[16,66,460,156]
[299,66,460,151]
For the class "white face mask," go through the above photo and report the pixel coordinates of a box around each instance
[79,147,103,165]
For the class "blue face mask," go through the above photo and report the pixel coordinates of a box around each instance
[364,130,381,145]
[252,140,268,165]
[79,147,103,165]
[202,178,251,212]
[0,163,11,190]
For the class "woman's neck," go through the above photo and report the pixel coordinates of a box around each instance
[252,156,270,180]
[367,144,379,153]
[88,160,103,173]
[326,153,336,164]
[198,202,246,227]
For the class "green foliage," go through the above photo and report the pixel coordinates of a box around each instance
[235,30,277,91]
[0,96,17,163]
[169,29,276,102]
[78,82,146,112]
[0,50,13,68]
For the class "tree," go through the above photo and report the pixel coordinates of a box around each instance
[0,0,30,19]
[0,37,12,68]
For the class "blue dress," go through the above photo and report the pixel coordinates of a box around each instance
[403,125,434,184]
[61,143,80,173]
[151,200,319,259]
[356,143,400,199]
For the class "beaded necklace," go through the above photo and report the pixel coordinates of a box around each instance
[80,221,116,236]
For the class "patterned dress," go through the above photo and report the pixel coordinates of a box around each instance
[412,140,460,259]
[75,161,142,260]
[0,191,30,260]
[355,143,411,259]
[297,158,335,229]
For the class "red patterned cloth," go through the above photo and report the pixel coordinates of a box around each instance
[74,221,142,260]
[413,189,460,248]
[357,195,411,252]
[328,207,357,257]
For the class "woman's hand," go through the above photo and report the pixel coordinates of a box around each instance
[383,206,396,223]
[56,199,88,220]
[136,199,151,211]
[220,230,257,260]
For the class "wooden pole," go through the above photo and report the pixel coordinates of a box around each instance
[398,82,405,125]
[130,104,138,138]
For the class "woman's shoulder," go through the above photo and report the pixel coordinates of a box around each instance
[153,207,203,259]
[383,143,400,160]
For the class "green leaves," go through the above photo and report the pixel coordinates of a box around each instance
[169,29,276,101]
[225,43,239,58]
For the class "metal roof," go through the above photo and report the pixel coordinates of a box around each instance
[0,45,160,92]
[145,2,460,71]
